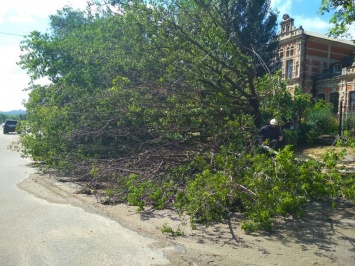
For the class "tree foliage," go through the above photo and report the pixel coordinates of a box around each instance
[319,0,355,38]
[17,1,355,232]
[104,0,279,126]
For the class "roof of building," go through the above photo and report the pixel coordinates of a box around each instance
[313,55,355,80]
[304,30,355,46]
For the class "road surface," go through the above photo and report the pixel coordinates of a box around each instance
[0,133,171,266]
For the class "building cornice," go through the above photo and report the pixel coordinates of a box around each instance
[277,14,355,48]
[304,31,355,47]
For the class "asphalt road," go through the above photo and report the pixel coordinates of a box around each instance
[0,133,170,266]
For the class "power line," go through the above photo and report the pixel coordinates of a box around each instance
[0,43,20,46]
[0,31,26,37]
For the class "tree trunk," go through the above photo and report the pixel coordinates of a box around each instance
[249,97,262,128]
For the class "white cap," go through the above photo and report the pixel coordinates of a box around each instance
[270,119,278,125]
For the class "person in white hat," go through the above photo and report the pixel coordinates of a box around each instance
[257,118,283,149]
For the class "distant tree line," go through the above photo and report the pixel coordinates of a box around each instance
[0,112,26,122]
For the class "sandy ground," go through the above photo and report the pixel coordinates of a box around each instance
[15,145,355,266]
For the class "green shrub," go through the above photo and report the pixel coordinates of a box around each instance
[125,174,176,211]
[342,115,355,137]
[172,145,354,232]
[301,101,338,145]
[283,129,298,146]
[161,222,184,237]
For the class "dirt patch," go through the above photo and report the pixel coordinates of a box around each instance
[14,136,355,266]
[19,167,355,266]
[294,145,355,161]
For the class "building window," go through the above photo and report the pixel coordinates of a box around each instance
[349,92,355,112]
[279,49,283,58]
[330,92,339,113]
[286,60,293,79]
[333,64,342,73]
[287,25,290,31]
[286,46,294,57]
[316,94,325,102]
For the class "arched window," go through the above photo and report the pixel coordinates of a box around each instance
[286,46,294,57]
[279,49,284,58]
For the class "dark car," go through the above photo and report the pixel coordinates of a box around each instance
[3,119,17,134]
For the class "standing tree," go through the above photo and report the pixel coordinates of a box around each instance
[19,0,280,171]
[105,0,279,127]
[319,0,355,38]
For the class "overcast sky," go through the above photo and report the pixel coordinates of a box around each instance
[0,0,342,111]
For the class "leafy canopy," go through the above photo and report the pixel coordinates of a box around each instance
[319,0,355,38]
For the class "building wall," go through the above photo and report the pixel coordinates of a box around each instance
[278,14,355,113]
[312,72,355,114]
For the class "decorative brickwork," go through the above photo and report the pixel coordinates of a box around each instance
[278,14,355,114]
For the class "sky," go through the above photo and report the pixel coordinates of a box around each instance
[0,0,341,111]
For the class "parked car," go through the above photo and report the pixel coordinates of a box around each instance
[2,119,17,134]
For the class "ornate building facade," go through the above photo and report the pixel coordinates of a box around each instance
[278,14,355,114]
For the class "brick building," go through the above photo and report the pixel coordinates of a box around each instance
[278,14,355,114]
